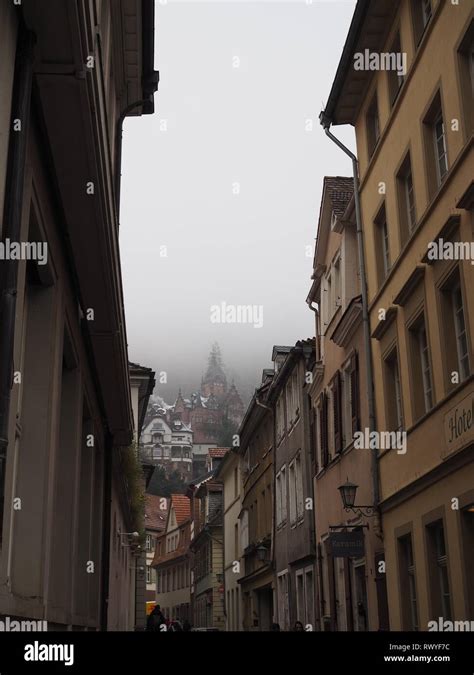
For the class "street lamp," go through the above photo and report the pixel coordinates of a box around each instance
[256,544,268,562]
[338,480,358,509]
[337,479,376,518]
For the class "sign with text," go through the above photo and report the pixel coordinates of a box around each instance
[443,392,474,459]
[329,530,365,558]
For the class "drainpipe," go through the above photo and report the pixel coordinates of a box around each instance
[0,25,35,543]
[319,112,381,537]
[114,96,156,216]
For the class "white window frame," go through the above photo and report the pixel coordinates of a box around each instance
[295,452,304,522]
[452,282,469,381]
[418,322,433,411]
[280,464,287,524]
[288,460,296,525]
[405,167,416,233]
[433,112,448,184]
[422,0,432,28]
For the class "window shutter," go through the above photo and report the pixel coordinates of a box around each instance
[350,352,360,435]
[333,372,342,453]
[320,392,328,467]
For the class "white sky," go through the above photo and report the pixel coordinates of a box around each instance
[120,0,357,404]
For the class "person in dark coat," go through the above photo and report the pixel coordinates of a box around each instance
[146,605,166,632]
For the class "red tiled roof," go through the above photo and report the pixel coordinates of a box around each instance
[208,447,229,458]
[171,494,191,525]
[145,494,168,532]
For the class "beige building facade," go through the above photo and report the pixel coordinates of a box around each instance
[307,176,387,631]
[215,449,244,631]
[323,0,473,630]
[153,494,192,622]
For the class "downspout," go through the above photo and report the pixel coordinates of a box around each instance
[114,98,154,216]
[319,112,382,538]
[0,25,35,543]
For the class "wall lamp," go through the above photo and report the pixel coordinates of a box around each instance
[338,480,376,518]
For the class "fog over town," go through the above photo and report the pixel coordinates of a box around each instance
[119,0,356,404]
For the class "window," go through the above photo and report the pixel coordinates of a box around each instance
[146,566,151,584]
[276,394,285,442]
[423,92,448,197]
[289,460,296,525]
[388,33,404,106]
[349,352,360,435]
[280,465,287,524]
[277,571,289,630]
[408,314,433,419]
[334,256,341,310]
[452,282,470,381]
[385,349,403,431]
[276,471,282,525]
[457,20,474,136]
[366,93,380,158]
[296,571,305,624]
[234,523,239,559]
[440,269,470,388]
[422,0,432,25]
[286,369,299,428]
[295,453,304,521]
[342,362,353,448]
[234,466,238,499]
[318,392,329,468]
[351,562,368,631]
[240,509,249,551]
[145,534,152,551]
[398,534,418,630]
[397,153,417,245]
[332,372,342,454]
[305,568,315,630]
[418,322,433,411]
[374,204,390,284]
[411,0,432,46]
[433,112,448,184]
[426,520,452,620]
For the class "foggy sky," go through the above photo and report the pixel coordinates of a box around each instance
[119,0,357,406]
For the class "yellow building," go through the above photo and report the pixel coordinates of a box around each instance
[322,0,473,629]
